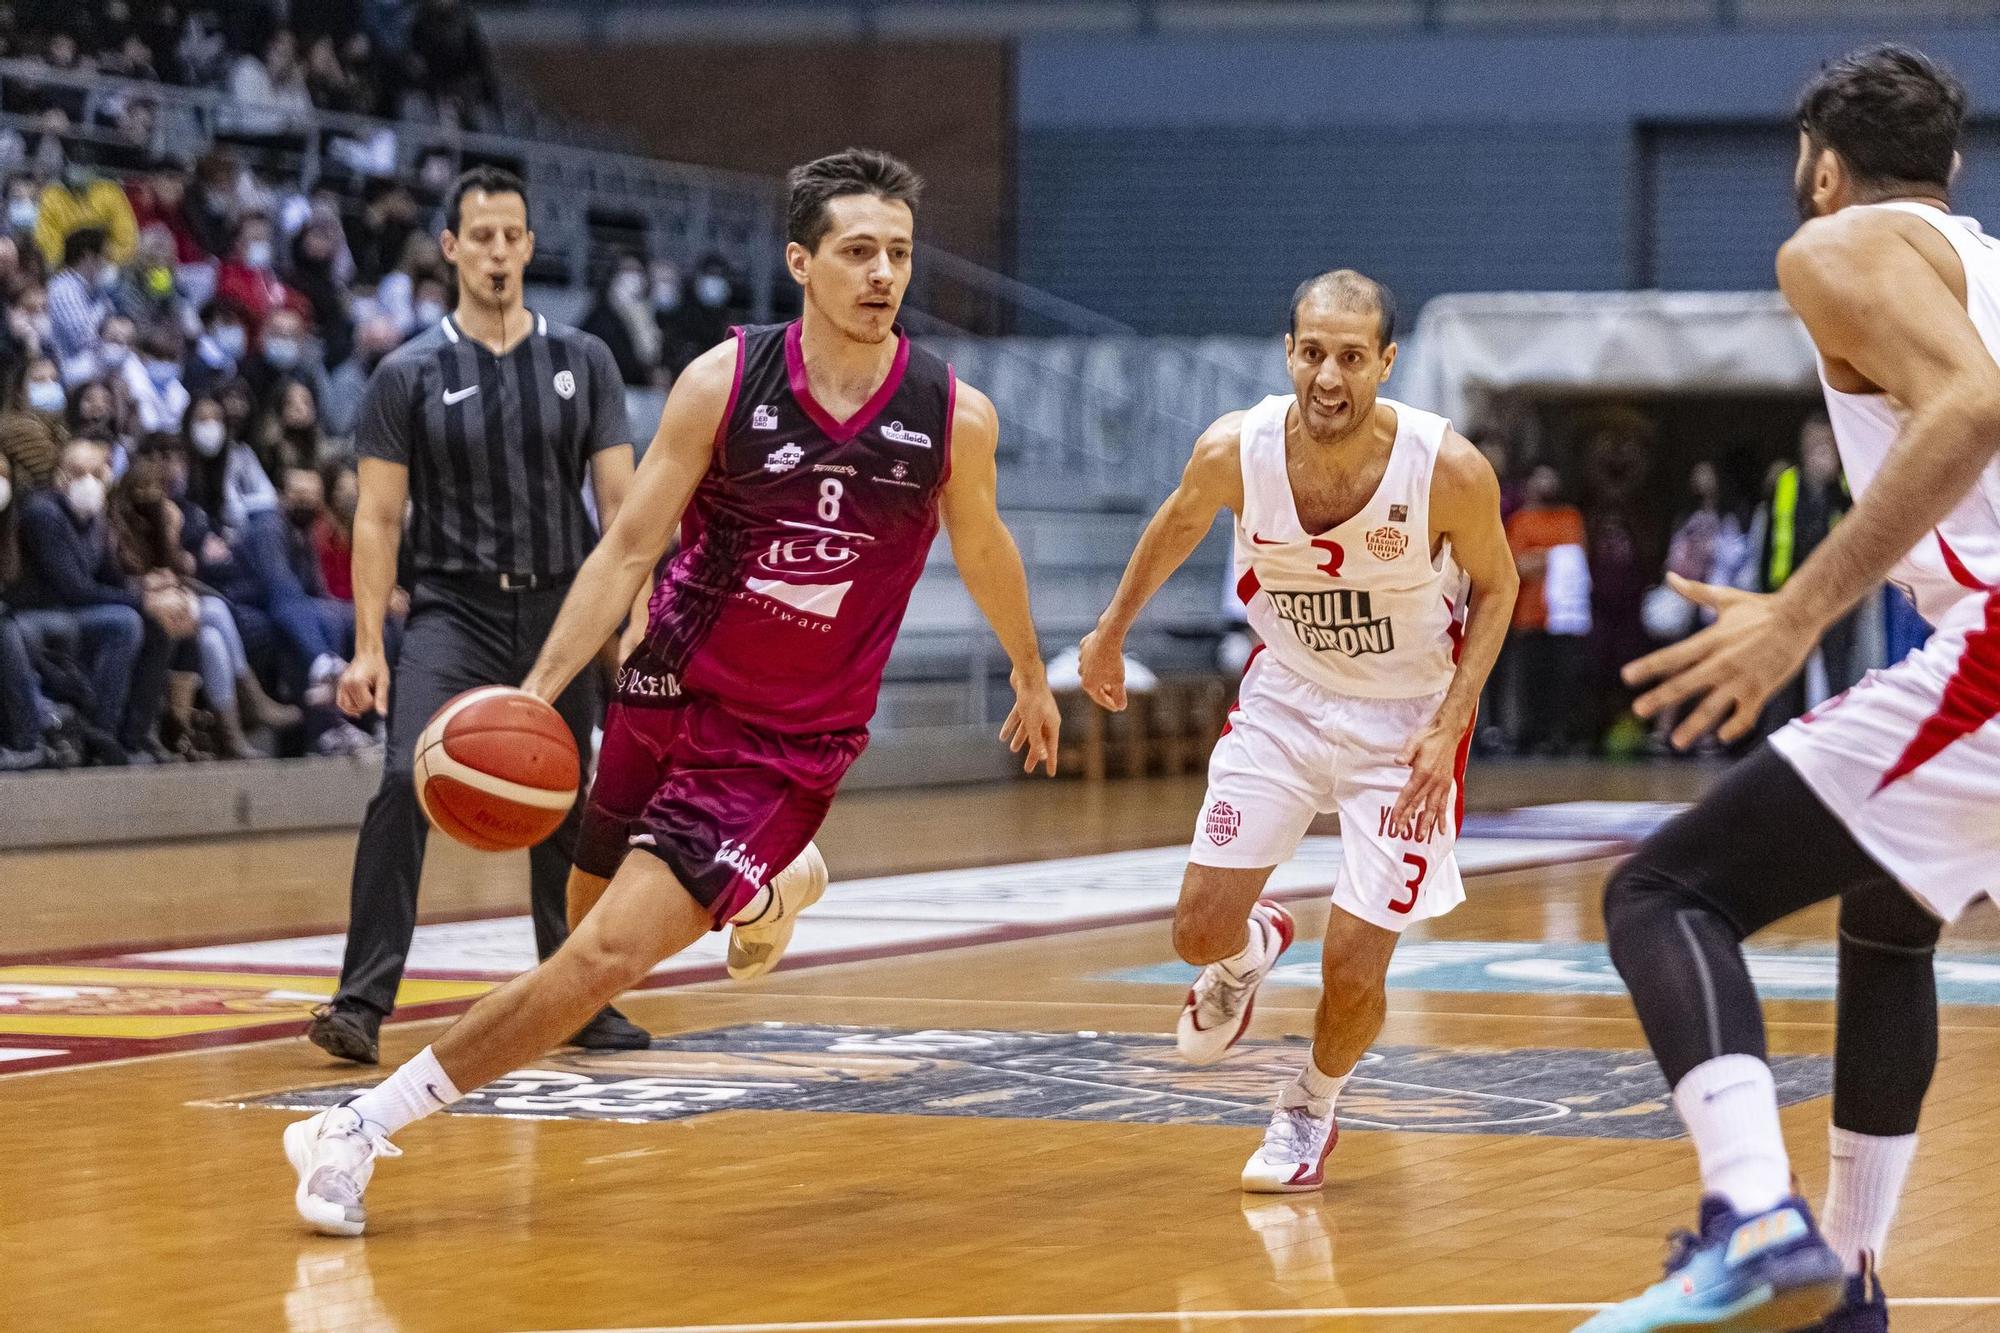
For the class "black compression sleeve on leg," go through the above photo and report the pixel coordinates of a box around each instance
[1833,882,1941,1138]
[1602,745,1893,1089]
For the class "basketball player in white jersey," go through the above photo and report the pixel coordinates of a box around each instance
[1079,270,1517,1192]
[1582,46,2000,1333]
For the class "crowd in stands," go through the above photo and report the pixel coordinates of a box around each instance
[0,2,504,771]
[1481,406,1902,760]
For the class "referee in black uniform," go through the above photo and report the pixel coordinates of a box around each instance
[308,167,650,1063]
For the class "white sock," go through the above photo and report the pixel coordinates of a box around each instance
[1283,1050,1352,1117]
[1823,1127,1917,1274]
[730,885,773,925]
[348,1046,462,1138]
[1216,913,1271,981]
[1672,1054,1792,1215]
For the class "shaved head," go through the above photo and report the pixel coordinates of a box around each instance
[1288,269,1396,349]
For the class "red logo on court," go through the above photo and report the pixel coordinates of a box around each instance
[1206,801,1241,845]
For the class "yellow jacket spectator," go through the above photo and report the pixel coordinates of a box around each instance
[34,175,139,270]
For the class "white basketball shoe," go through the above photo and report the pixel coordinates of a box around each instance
[284,1104,402,1236]
[1176,900,1295,1065]
[1241,1093,1340,1193]
[727,841,829,981]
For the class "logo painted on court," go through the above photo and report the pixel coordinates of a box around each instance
[1105,941,2000,1007]
[218,1023,1831,1141]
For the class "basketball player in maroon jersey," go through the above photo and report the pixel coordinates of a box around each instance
[283,149,1062,1235]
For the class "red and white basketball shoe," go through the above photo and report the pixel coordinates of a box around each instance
[1241,1095,1339,1193]
[1175,900,1295,1065]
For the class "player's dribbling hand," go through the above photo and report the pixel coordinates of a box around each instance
[1392,707,1467,844]
[1622,572,1814,749]
[1077,627,1127,712]
[1001,670,1062,776]
[337,649,392,719]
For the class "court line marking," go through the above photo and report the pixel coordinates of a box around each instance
[519,1298,2000,1332]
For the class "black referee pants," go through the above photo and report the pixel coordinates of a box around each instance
[333,575,599,1019]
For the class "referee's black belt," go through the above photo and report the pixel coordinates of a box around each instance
[420,570,576,593]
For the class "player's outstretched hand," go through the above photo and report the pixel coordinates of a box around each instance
[1077,628,1127,712]
[1621,573,1813,749]
[338,649,392,719]
[1002,670,1062,776]
[1392,704,1469,844]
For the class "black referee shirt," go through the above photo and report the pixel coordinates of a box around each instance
[356,311,632,578]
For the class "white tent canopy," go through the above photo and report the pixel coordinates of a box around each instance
[1397,290,1820,426]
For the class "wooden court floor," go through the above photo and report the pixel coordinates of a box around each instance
[6,763,2000,1333]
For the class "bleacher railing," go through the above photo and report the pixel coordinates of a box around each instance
[0,56,785,313]
[0,57,1275,505]
[474,0,2000,35]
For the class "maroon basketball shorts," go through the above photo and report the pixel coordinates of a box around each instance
[576,693,867,925]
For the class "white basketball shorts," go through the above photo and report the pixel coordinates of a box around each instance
[1769,589,2000,923]
[1190,652,1470,932]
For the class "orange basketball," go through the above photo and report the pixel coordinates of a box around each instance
[413,686,580,852]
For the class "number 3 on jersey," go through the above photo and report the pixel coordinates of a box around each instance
[818,478,844,523]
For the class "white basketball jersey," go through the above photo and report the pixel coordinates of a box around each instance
[1819,202,2000,626]
[1233,393,1465,699]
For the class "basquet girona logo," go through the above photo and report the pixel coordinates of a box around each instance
[1205,800,1241,846]
[1365,525,1408,561]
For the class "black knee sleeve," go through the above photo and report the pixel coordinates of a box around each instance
[1600,746,1895,1089]
[1833,884,1942,1138]
[1604,855,1767,1087]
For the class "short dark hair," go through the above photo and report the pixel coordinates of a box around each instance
[445,166,529,234]
[1797,44,1966,194]
[1288,269,1396,349]
[786,148,923,252]
[62,226,108,269]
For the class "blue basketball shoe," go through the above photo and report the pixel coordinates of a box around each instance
[1575,1195,1845,1332]
[1788,1262,1887,1332]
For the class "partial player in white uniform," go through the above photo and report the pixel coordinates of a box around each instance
[1079,269,1516,1193]
[1584,45,2000,1333]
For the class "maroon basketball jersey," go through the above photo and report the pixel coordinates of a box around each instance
[629,321,954,735]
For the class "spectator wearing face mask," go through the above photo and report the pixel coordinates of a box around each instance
[275,460,375,755]
[374,231,445,335]
[130,327,192,436]
[44,226,117,367]
[114,446,279,759]
[322,315,401,439]
[216,214,311,337]
[0,451,61,769]
[580,253,663,387]
[244,306,326,407]
[185,300,252,398]
[1,356,68,489]
[5,175,43,250]
[661,253,738,375]
[12,438,178,760]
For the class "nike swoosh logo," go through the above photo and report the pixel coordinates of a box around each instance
[1249,533,1285,546]
[443,385,480,405]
